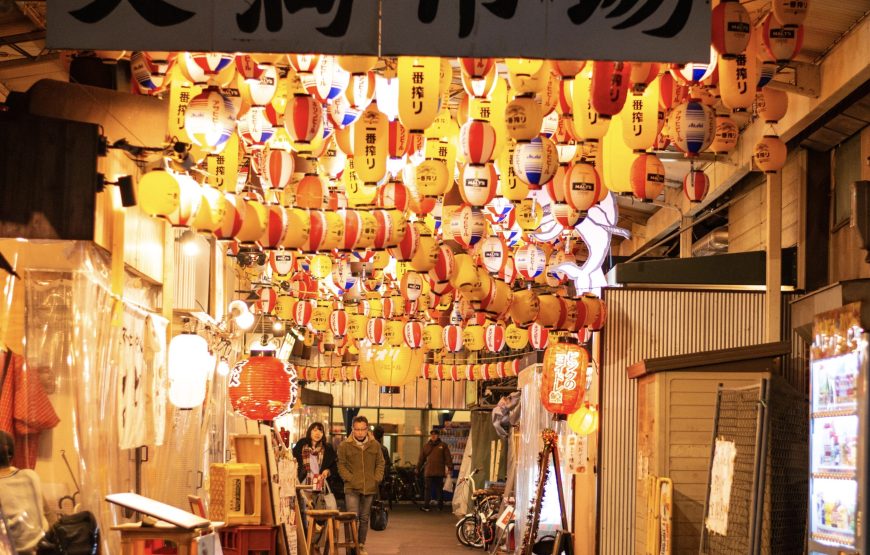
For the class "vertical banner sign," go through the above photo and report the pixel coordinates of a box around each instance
[382,0,711,62]
[48,0,379,54]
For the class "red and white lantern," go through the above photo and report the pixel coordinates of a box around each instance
[403,321,425,349]
[485,324,506,353]
[460,163,498,207]
[460,119,498,165]
[367,316,387,345]
[330,308,349,337]
[529,323,550,350]
[711,1,752,58]
[514,244,547,280]
[683,169,710,203]
[450,205,486,249]
[285,94,324,144]
[443,324,463,353]
[293,300,314,327]
[761,14,804,63]
[430,245,457,284]
[630,153,666,202]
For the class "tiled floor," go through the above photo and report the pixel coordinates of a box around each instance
[361,503,478,555]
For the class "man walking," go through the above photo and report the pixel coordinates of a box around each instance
[417,428,452,512]
[338,416,384,555]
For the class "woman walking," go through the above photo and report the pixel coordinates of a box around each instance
[292,422,342,497]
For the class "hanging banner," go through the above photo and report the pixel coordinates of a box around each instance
[381,0,710,62]
[47,0,379,54]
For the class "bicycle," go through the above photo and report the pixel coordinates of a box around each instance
[392,461,423,505]
[455,468,502,549]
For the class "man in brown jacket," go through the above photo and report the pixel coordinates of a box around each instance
[417,428,452,512]
[338,416,384,555]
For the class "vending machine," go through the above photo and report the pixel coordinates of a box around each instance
[809,302,869,554]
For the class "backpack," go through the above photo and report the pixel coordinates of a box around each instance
[36,511,100,555]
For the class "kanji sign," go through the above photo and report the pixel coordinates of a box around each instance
[382,0,711,63]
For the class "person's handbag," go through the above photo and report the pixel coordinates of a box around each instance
[36,510,100,555]
[369,500,388,532]
[313,480,338,511]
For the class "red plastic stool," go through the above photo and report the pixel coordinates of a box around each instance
[219,525,277,555]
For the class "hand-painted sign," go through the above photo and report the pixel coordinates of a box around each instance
[381,0,711,62]
[48,0,379,54]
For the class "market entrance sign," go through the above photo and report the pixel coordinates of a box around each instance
[381,0,711,62]
[49,0,710,62]
[47,0,380,54]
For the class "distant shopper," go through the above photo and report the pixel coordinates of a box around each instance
[417,428,452,512]
[292,422,342,497]
[338,416,385,555]
[0,431,48,554]
[372,425,393,478]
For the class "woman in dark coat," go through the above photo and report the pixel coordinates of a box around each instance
[292,422,342,497]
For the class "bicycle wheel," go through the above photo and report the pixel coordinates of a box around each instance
[456,515,484,548]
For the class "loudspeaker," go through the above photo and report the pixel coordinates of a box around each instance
[853,181,870,263]
[117,175,137,207]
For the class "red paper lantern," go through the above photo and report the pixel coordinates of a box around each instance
[228,351,299,420]
[761,14,804,64]
[541,341,589,416]
[460,120,497,165]
[429,245,456,284]
[529,323,550,350]
[367,316,387,345]
[711,1,752,59]
[285,94,324,144]
[330,308,349,337]
[293,300,313,327]
[443,324,463,353]
[590,61,632,118]
[404,320,425,349]
[683,169,710,203]
[377,181,411,211]
[630,153,666,202]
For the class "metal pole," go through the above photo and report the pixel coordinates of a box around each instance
[765,171,782,342]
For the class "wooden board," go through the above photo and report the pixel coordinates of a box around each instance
[232,434,275,526]
[105,492,211,530]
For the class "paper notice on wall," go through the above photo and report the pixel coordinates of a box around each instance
[705,439,737,536]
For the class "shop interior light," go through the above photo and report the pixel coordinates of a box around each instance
[228,299,255,330]
[216,358,230,377]
[167,319,210,409]
[179,228,200,257]
[272,320,285,334]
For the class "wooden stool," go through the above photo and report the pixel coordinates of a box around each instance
[305,509,339,555]
[112,522,206,555]
[333,512,360,554]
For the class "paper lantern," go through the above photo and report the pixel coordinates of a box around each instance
[630,153,666,202]
[423,323,444,351]
[712,1,752,58]
[772,0,809,28]
[238,63,278,108]
[131,51,174,92]
[510,289,540,327]
[291,300,312,327]
[754,134,787,173]
[353,102,389,184]
[397,57,440,132]
[460,119,498,165]
[581,294,606,330]
[484,324,506,353]
[294,174,326,210]
[568,402,599,435]
[258,203,288,250]
[600,115,634,195]
[541,341,589,416]
[278,208,309,250]
[388,218,420,262]
[185,87,236,154]
[181,52,234,84]
[495,141,528,202]
[376,181,410,212]
[505,95,543,141]
[670,47,717,84]
[711,115,739,154]
[399,271,424,302]
[260,148,293,191]
[461,325,484,352]
[761,15,804,63]
[626,62,659,94]
[460,163,498,207]
[168,332,210,409]
[573,71,610,141]
[366,316,387,345]
[287,54,320,74]
[285,94,323,145]
[669,101,716,157]
[410,158,451,198]
[443,324,463,353]
[229,351,298,420]
[514,136,559,189]
[310,305,331,332]
[719,41,758,111]
[309,56,349,102]
[590,61,631,118]
[552,203,583,229]
[505,323,529,350]
[402,321,424,350]
[683,169,710,203]
[480,278,512,318]
[478,236,507,275]
[564,162,600,213]
[361,344,422,392]
[622,78,660,152]
[529,323,550,350]
[383,319,404,346]
[139,170,202,227]
[756,88,788,123]
[329,308,349,338]
[450,205,486,249]
[430,245,457,284]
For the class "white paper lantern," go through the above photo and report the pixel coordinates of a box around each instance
[168,333,210,409]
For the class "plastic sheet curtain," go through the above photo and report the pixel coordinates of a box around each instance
[470,410,508,485]
[515,364,573,545]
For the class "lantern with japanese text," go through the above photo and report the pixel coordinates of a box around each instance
[460,163,498,207]
[285,94,323,146]
[430,245,456,284]
[367,316,387,345]
[529,323,550,350]
[181,52,235,85]
[460,119,497,164]
[293,300,314,328]
[514,136,559,189]
[353,102,389,184]
[719,48,758,112]
[403,320,425,349]
[462,325,485,352]
[443,324,463,353]
[754,134,787,173]
[505,95,543,141]
[423,323,444,351]
[568,402,599,435]
[772,0,809,27]
[541,341,589,417]
[756,88,788,124]
[712,0,752,58]
[505,323,529,350]
[450,205,486,249]
[398,57,440,132]
[669,101,716,157]
[262,148,294,191]
[622,78,660,152]
[711,115,739,154]
[330,308,349,338]
[510,289,540,327]
[280,208,310,250]
[573,71,610,141]
[287,54,320,74]
[515,244,546,280]
[630,153,666,202]
[229,349,299,420]
[384,319,404,346]
[185,87,236,154]
[761,14,804,63]
[684,168,710,203]
[590,61,631,118]
[400,271,425,302]
[360,343,423,393]
[670,47,717,84]
[131,51,174,93]
[258,203,288,250]
[410,158,451,198]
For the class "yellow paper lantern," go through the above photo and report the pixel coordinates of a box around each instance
[515,198,543,231]
[462,325,485,352]
[281,207,311,250]
[411,158,451,198]
[423,323,444,351]
[719,37,758,111]
[384,319,405,347]
[510,289,540,327]
[756,87,788,124]
[506,59,548,94]
[348,313,367,340]
[505,95,543,142]
[344,157,379,207]
[496,141,529,202]
[754,134,787,173]
[353,102,389,184]
[535,295,562,329]
[572,71,610,141]
[138,170,202,227]
[568,403,599,436]
[398,57,441,133]
[310,254,333,279]
[601,113,634,194]
[505,323,529,350]
[622,77,660,152]
[310,306,331,332]
[338,56,378,74]
[710,115,739,155]
[235,195,268,243]
[361,343,424,393]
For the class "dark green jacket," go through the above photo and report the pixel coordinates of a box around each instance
[337,433,385,495]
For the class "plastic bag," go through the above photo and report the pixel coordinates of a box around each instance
[443,474,454,493]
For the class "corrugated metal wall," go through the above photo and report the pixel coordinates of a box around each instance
[307,377,475,409]
[597,288,805,554]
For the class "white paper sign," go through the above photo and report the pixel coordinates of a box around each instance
[381,0,711,62]
[705,439,737,536]
[48,0,379,54]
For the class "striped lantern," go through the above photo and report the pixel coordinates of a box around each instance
[238,63,278,107]
[563,162,600,213]
[505,95,543,141]
[459,57,495,80]
[485,323,506,353]
[328,95,362,130]
[553,203,583,229]
[449,205,486,249]
[285,94,323,144]
[515,244,546,280]
[423,323,444,350]
[293,300,314,327]
[309,56,349,103]
[258,203,288,250]
[480,236,509,275]
[303,210,328,253]
[670,47,717,84]
[772,0,809,27]
[367,316,387,345]
[443,324,463,353]
[263,148,294,190]
[460,62,497,99]
[376,180,410,211]
[484,197,513,224]
[403,321,425,349]
[630,153,666,202]
[256,287,277,314]
[683,169,710,203]
[756,88,789,123]
[711,115,739,154]
[181,52,234,84]
[460,163,498,207]
[761,15,804,63]
[460,119,498,164]
[669,101,716,157]
[712,0,752,58]
[131,51,173,92]
[513,136,559,189]
[338,209,362,252]
[371,209,394,251]
[529,323,550,350]
[657,72,689,113]
[331,258,355,291]
[214,192,246,241]
[185,87,236,154]
[287,54,320,74]
[353,102,389,184]
[295,174,326,210]
[398,56,440,132]
[590,61,631,117]
[429,245,456,284]
[757,60,777,90]
[545,165,568,204]
[387,119,410,161]
[754,134,787,173]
